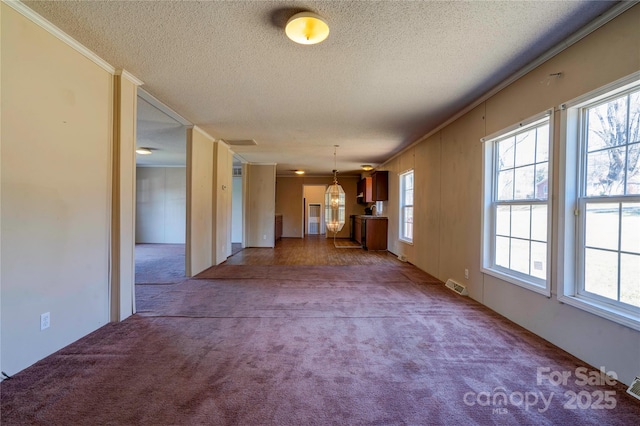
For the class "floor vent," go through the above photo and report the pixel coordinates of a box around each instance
[397,254,408,262]
[445,279,468,296]
[627,377,640,401]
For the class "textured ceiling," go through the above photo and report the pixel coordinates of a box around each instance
[24,0,617,176]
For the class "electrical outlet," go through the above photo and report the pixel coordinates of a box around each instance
[263,234,267,240]
[464,269,469,280]
[40,312,50,330]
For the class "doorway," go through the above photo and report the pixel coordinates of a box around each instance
[134,90,189,286]
[303,185,327,236]
[231,156,244,255]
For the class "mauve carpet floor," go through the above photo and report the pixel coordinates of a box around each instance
[135,243,186,284]
[2,264,638,425]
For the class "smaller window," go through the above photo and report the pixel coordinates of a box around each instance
[481,110,553,296]
[399,170,414,243]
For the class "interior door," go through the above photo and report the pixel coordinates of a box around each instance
[307,203,321,234]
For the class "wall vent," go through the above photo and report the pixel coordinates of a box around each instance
[223,139,257,146]
[397,254,408,262]
[233,167,242,177]
[627,377,640,401]
[445,279,469,296]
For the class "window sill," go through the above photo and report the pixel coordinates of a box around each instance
[482,267,550,297]
[399,238,413,245]
[557,294,640,332]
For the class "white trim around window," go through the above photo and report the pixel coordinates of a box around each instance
[399,170,414,244]
[481,109,554,297]
[557,71,640,331]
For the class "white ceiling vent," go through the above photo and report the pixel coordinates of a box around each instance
[627,377,640,401]
[224,139,257,146]
[445,279,469,296]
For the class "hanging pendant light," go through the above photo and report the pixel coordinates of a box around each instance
[325,145,345,234]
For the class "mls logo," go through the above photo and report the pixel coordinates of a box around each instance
[492,408,508,415]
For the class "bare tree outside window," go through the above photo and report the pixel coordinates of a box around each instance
[582,89,640,309]
[586,90,640,196]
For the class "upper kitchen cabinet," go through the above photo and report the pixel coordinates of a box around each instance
[371,171,388,201]
[357,171,388,203]
[357,177,372,203]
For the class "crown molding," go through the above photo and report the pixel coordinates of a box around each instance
[192,126,216,142]
[116,69,144,87]
[137,88,191,126]
[3,0,116,74]
[383,1,638,166]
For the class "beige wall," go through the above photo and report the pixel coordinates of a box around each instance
[246,164,276,247]
[186,127,214,276]
[212,141,233,264]
[276,176,362,239]
[381,5,640,385]
[1,4,113,374]
[135,167,186,244]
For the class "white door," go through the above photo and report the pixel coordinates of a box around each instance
[307,203,321,234]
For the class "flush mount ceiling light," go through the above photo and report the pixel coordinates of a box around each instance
[136,147,152,155]
[285,12,329,45]
[361,165,373,171]
[294,170,305,175]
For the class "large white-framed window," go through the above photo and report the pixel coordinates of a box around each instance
[481,110,553,296]
[558,72,640,331]
[399,170,414,243]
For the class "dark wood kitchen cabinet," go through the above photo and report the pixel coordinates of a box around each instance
[357,171,388,203]
[371,171,388,201]
[352,216,387,251]
[357,177,372,203]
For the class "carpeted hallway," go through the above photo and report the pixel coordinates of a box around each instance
[1,240,638,425]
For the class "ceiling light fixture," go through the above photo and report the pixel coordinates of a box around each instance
[136,147,152,155]
[285,12,329,45]
[325,145,345,237]
[361,165,373,171]
[294,170,305,175]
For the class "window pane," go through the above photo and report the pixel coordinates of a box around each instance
[585,148,626,196]
[497,170,514,201]
[404,223,413,240]
[620,253,640,307]
[510,238,530,275]
[514,165,535,200]
[405,189,413,206]
[498,136,515,170]
[511,205,531,240]
[621,203,640,254]
[530,241,547,279]
[496,236,510,268]
[584,248,618,300]
[587,96,627,152]
[626,142,640,195]
[630,90,640,144]
[585,203,619,250]
[404,206,413,240]
[515,129,536,167]
[536,124,549,162]
[531,205,547,242]
[535,162,548,200]
[496,205,511,236]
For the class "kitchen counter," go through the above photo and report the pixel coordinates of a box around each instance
[351,215,388,250]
